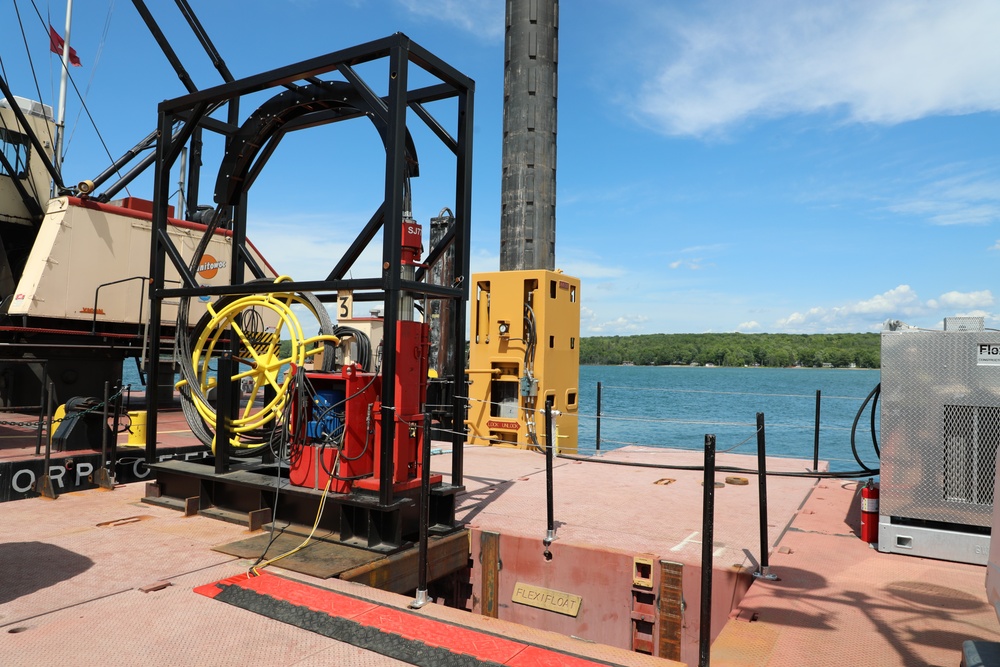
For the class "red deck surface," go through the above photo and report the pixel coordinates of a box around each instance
[432,444,823,663]
[1,428,997,666]
[0,479,670,666]
[712,479,1000,665]
[197,571,623,666]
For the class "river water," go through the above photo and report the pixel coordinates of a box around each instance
[124,362,882,473]
[575,365,881,473]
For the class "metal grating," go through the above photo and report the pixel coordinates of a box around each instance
[880,327,1000,529]
[943,405,1000,506]
[944,316,985,331]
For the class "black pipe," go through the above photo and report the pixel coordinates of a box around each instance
[111,380,123,480]
[132,0,199,94]
[544,396,556,552]
[34,361,47,456]
[412,411,431,607]
[595,381,602,452]
[755,412,776,580]
[215,352,233,474]
[813,390,821,471]
[91,276,148,334]
[44,382,55,472]
[175,0,236,83]
[101,380,110,473]
[869,384,881,459]
[699,433,716,667]
[850,384,881,473]
[88,129,158,193]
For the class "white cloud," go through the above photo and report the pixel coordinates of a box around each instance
[736,320,760,332]
[927,290,994,310]
[850,285,922,314]
[668,258,705,271]
[776,285,996,331]
[886,171,1000,226]
[776,285,924,330]
[635,1,1000,137]
[586,314,649,335]
[397,0,504,39]
[991,240,1000,251]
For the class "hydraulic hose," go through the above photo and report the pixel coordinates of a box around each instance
[849,383,881,473]
[176,276,338,451]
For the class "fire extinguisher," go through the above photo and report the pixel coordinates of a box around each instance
[860,478,879,544]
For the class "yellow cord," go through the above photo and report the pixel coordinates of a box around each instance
[185,278,339,450]
[248,450,339,577]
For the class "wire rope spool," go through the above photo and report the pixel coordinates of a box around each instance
[176,277,338,453]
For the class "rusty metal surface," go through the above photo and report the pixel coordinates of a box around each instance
[480,530,501,618]
[213,530,377,579]
[500,0,558,271]
[338,530,469,593]
[658,560,684,661]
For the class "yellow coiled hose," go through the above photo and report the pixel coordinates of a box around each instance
[176,277,338,452]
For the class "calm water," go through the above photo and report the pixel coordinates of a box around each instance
[575,365,881,473]
[124,363,882,473]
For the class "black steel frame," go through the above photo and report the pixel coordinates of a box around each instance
[143,33,473,547]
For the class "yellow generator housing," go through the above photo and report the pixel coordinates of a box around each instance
[467,269,580,453]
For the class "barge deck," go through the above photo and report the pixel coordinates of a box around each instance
[1,423,996,665]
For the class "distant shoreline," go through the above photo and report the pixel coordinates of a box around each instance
[580,332,880,368]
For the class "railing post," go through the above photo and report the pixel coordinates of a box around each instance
[34,360,47,455]
[411,410,432,609]
[754,412,777,581]
[96,380,115,490]
[699,433,716,667]
[543,396,557,556]
[215,352,234,474]
[38,381,58,499]
[595,381,602,452]
[813,389,821,471]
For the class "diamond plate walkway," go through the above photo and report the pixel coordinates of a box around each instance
[711,480,1000,666]
[197,571,667,666]
[0,479,677,667]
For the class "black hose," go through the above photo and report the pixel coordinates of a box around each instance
[333,326,373,372]
[556,451,878,479]
[870,384,880,459]
[849,383,880,473]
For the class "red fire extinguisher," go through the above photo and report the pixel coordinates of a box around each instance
[860,478,879,544]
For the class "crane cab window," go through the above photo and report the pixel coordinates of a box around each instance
[0,128,30,179]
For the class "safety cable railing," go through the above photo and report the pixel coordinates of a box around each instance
[27,382,131,499]
[459,384,880,472]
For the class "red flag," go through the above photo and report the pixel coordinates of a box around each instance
[49,26,82,67]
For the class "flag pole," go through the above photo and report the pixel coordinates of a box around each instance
[53,0,74,195]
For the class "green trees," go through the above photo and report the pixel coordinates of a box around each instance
[579,333,880,368]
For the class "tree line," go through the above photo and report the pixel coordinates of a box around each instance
[578,332,880,368]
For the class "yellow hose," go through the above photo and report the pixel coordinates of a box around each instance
[185,279,338,451]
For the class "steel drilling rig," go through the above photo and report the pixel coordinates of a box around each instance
[466,0,581,454]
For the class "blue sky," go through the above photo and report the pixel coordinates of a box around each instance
[4,0,998,335]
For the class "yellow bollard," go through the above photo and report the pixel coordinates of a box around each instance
[127,410,146,446]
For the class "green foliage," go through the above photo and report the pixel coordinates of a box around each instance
[579,333,880,368]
